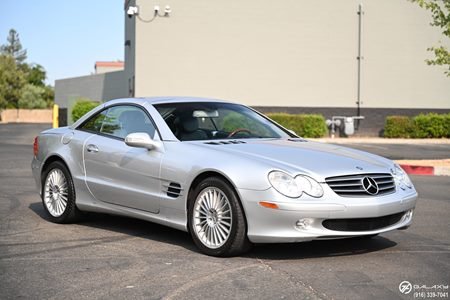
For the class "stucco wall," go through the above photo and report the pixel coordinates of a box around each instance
[54,70,128,108]
[0,109,52,123]
[133,0,449,109]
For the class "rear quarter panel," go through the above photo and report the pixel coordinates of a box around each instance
[33,128,93,204]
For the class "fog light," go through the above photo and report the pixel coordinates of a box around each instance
[405,209,414,220]
[295,218,313,230]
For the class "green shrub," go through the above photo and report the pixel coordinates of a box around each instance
[446,113,450,137]
[383,116,416,138]
[71,99,100,122]
[413,113,448,138]
[384,113,450,138]
[266,113,328,138]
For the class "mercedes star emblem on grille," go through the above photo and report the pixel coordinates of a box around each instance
[361,176,379,195]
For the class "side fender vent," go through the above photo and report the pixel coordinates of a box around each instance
[163,182,182,198]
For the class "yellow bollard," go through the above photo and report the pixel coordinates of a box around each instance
[53,104,59,128]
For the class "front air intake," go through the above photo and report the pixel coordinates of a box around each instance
[322,212,405,232]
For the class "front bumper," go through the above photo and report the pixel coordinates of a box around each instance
[238,184,418,243]
[31,157,43,195]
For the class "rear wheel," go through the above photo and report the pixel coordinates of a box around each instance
[188,177,252,256]
[42,161,81,223]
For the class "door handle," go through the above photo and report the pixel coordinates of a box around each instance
[86,144,99,153]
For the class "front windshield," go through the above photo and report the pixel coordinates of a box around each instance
[154,102,293,141]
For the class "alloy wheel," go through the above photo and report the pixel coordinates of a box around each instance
[43,168,68,217]
[193,187,233,249]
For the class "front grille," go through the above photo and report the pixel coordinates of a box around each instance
[326,173,395,197]
[322,212,405,232]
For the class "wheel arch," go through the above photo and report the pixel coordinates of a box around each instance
[186,170,249,230]
[41,155,71,184]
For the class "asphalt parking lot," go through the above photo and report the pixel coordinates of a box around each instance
[339,143,450,160]
[0,123,449,300]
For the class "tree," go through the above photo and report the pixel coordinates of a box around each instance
[411,0,450,76]
[18,84,47,109]
[0,29,27,64]
[0,29,54,112]
[42,85,54,107]
[21,63,46,86]
[20,62,54,107]
[0,55,26,110]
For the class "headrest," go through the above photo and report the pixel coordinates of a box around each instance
[181,116,199,133]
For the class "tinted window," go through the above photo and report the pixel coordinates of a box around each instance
[79,110,107,133]
[100,105,156,139]
[154,102,292,141]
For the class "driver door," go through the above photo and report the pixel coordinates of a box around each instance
[80,105,162,213]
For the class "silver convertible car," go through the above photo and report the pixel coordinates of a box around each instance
[32,97,418,256]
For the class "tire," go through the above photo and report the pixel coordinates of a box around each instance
[188,177,252,257]
[41,161,81,223]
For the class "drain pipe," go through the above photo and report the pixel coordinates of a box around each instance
[356,3,364,129]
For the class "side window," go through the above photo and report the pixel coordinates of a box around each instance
[79,110,107,133]
[99,105,156,139]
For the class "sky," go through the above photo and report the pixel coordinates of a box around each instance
[0,0,124,85]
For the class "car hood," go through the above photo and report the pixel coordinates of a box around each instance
[195,139,394,181]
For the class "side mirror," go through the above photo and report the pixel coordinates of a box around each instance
[125,132,157,150]
[288,129,297,136]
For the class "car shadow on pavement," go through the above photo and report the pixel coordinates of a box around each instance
[248,236,397,260]
[28,202,197,252]
[29,202,397,259]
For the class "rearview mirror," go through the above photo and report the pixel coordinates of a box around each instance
[125,132,156,150]
[193,110,219,118]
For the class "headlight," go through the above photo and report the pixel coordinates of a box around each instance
[392,164,413,189]
[268,171,324,198]
[268,171,301,198]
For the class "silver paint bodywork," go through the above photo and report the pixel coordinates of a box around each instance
[32,97,418,243]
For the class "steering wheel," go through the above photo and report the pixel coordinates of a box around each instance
[227,128,253,138]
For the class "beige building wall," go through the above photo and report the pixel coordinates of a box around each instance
[132,0,449,109]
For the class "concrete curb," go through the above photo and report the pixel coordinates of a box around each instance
[396,163,450,176]
[311,138,450,144]
[399,164,434,176]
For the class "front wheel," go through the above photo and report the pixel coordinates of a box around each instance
[42,161,81,223]
[188,177,252,257]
